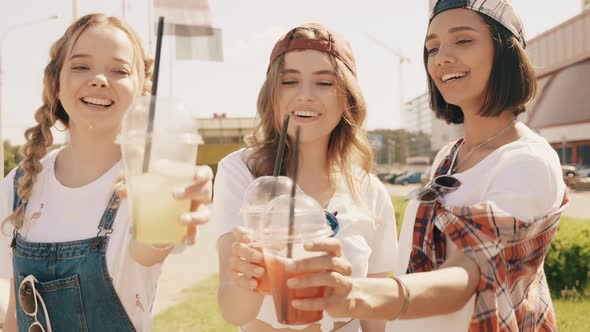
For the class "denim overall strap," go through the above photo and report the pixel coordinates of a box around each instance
[96,192,121,237]
[10,167,26,247]
[12,166,26,211]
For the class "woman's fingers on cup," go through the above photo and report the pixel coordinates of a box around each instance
[291,296,333,312]
[288,271,351,291]
[287,254,352,277]
[231,272,258,291]
[229,255,264,279]
[231,241,263,264]
[179,204,211,226]
[172,166,213,202]
[303,238,343,257]
[232,227,253,244]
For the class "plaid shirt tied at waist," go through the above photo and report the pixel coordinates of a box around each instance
[407,139,569,332]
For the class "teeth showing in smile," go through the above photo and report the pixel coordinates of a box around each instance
[294,110,319,118]
[82,97,113,107]
[442,72,466,82]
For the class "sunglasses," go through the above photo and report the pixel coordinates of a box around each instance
[405,175,461,203]
[325,210,339,237]
[19,275,52,332]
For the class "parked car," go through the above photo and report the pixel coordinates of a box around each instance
[395,171,423,185]
[385,171,408,184]
[376,173,391,181]
[561,165,577,186]
[576,166,590,178]
[562,165,577,178]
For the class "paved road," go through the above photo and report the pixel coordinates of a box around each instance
[385,184,589,219]
[152,221,219,315]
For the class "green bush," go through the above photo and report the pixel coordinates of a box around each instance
[545,216,590,297]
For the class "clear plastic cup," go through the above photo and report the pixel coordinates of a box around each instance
[259,194,333,325]
[240,176,297,295]
[117,96,201,245]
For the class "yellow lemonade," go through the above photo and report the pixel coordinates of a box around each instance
[129,161,193,244]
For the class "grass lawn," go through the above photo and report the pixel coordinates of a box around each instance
[554,298,590,332]
[153,274,234,332]
[153,273,590,331]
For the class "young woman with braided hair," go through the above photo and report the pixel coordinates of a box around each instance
[0,14,212,332]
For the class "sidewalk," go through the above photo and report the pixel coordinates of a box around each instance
[152,221,219,315]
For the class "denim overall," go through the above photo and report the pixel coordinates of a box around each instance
[10,167,136,332]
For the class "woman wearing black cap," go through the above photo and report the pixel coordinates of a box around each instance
[212,24,397,332]
[285,1,568,331]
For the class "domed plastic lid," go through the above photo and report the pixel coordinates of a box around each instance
[117,96,201,144]
[260,194,332,244]
[240,176,298,214]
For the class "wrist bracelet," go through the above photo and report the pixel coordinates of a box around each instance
[391,276,410,320]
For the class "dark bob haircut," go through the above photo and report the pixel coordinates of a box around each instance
[424,13,537,124]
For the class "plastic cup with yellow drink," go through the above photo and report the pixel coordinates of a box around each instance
[117,96,201,245]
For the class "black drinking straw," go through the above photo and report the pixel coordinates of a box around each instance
[286,126,301,259]
[271,114,290,198]
[282,125,300,322]
[142,16,165,173]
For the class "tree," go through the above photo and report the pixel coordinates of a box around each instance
[369,129,434,165]
[368,129,404,165]
[4,140,22,177]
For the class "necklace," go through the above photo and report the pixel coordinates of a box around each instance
[452,119,519,173]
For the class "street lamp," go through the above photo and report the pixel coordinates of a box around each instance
[365,33,411,163]
[0,14,59,176]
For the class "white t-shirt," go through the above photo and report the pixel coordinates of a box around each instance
[388,130,566,332]
[213,148,398,332]
[0,148,161,332]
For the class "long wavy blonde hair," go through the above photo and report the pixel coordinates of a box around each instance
[248,27,373,200]
[2,14,153,233]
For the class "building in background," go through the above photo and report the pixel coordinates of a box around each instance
[402,93,463,162]
[195,113,257,144]
[194,114,257,173]
[525,8,590,166]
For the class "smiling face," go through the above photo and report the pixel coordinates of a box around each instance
[58,24,143,135]
[425,8,495,113]
[276,49,345,144]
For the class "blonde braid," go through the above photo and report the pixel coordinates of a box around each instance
[2,105,54,232]
[1,31,62,234]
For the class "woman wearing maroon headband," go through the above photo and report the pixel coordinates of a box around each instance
[213,24,397,331]
[285,1,568,331]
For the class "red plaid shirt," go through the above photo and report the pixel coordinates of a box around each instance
[408,139,568,332]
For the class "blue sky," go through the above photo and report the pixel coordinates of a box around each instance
[0,0,584,144]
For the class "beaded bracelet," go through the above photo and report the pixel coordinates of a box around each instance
[391,276,411,320]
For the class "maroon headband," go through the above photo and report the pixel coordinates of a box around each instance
[267,23,357,76]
